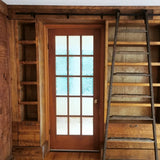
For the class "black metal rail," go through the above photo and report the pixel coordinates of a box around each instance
[15,11,160,19]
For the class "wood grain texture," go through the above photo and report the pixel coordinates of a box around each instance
[7,6,160,20]
[13,147,43,160]
[0,12,12,160]
[44,152,100,160]
[37,20,47,146]
[12,121,40,147]
[8,20,19,121]
[0,0,8,15]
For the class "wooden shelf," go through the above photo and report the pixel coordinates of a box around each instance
[19,101,38,105]
[20,81,38,85]
[108,62,160,66]
[19,61,37,64]
[108,41,160,46]
[111,102,160,107]
[18,40,36,45]
[107,83,160,87]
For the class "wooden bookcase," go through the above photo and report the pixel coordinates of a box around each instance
[16,21,39,122]
[107,20,160,123]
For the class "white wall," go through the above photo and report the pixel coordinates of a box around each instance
[2,0,160,6]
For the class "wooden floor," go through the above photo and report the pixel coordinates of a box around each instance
[44,152,100,160]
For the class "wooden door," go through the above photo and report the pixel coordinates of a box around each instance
[48,25,104,150]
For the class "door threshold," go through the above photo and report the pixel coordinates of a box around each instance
[50,149,100,152]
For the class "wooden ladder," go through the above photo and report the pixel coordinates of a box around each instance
[102,10,159,160]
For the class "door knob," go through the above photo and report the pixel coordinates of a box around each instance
[94,99,98,104]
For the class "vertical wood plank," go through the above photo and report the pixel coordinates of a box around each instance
[0,12,12,160]
[44,24,50,150]
[9,20,19,121]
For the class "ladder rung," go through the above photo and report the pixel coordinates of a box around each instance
[111,94,151,98]
[118,29,147,33]
[115,51,149,55]
[113,72,150,76]
[108,137,154,142]
[109,115,153,121]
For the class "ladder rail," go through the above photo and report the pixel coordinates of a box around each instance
[144,10,159,160]
[102,11,120,160]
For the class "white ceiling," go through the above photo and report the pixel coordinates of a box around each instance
[2,0,160,6]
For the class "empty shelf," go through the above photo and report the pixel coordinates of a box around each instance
[118,29,147,33]
[113,72,150,76]
[115,51,149,54]
[109,115,153,121]
[111,94,151,98]
[108,137,154,142]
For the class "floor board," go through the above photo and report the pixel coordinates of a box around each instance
[44,152,100,160]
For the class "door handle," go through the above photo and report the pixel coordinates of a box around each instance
[94,98,98,104]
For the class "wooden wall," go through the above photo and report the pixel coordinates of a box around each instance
[0,1,12,159]
[6,5,160,160]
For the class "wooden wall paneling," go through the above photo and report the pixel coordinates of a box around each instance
[8,20,19,121]
[0,0,8,16]
[37,19,47,146]
[13,146,43,160]
[15,20,23,121]
[36,15,105,24]
[106,149,160,160]
[7,6,160,21]
[44,24,50,150]
[12,121,40,147]
[0,12,12,160]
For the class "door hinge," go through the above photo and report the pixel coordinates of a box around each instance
[48,44,49,50]
[49,129,51,135]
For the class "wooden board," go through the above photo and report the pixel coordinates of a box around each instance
[0,12,12,160]
[107,123,160,149]
[0,0,8,15]
[12,121,40,147]
[102,149,160,160]
[45,152,100,160]
[13,147,43,160]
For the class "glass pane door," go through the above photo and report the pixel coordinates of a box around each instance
[49,26,103,150]
[55,35,94,136]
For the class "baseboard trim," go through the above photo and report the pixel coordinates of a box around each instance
[42,141,48,158]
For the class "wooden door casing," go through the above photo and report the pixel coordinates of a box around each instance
[48,25,104,150]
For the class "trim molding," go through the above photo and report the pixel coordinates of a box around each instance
[0,0,8,15]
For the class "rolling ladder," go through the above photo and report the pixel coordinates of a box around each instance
[102,11,159,160]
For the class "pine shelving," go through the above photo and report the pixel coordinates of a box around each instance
[107,21,160,124]
[16,20,39,121]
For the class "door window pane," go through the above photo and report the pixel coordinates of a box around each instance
[69,77,80,95]
[69,117,80,135]
[56,97,67,115]
[82,77,93,96]
[57,117,68,135]
[82,118,93,135]
[56,77,67,95]
[69,36,80,55]
[82,97,93,116]
[69,97,80,115]
[55,36,67,55]
[56,57,67,75]
[69,57,80,75]
[82,57,93,76]
[82,36,93,55]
